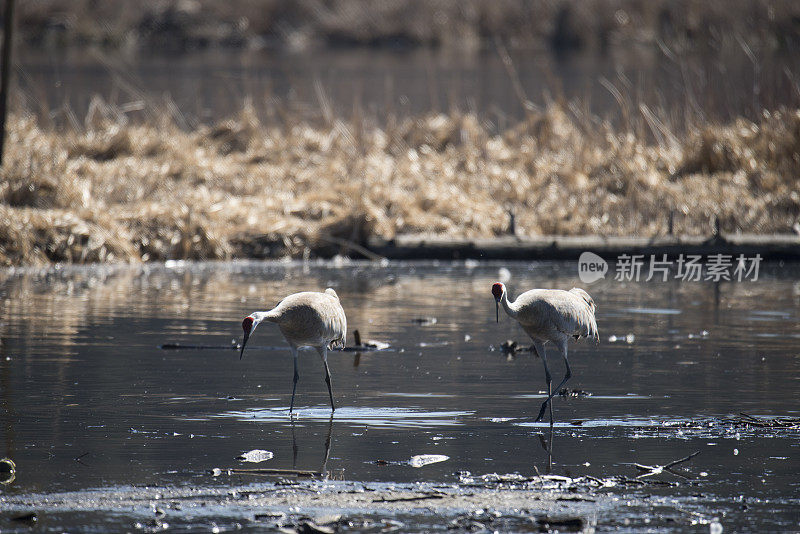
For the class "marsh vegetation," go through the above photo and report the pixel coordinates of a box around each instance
[1,100,799,266]
[2,0,800,267]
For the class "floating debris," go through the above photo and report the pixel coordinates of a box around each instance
[341,329,390,352]
[419,341,450,347]
[411,317,437,326]
[236,449,274,463]
[254,511,286,522]
[558,388,592,397]
[0,457,16,485]
[631,451,700,480]
[662,414,800,432]
[608,334,635,344]
[499,340,531,354]
[734,413,800,430]
[688,330,710,339]
[486,417,514,423]
[134,517,169,532]
[457,467,689,490]
[408,454,449,468]
[10,512,37,525]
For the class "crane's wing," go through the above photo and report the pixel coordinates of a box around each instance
[514,289,598,341]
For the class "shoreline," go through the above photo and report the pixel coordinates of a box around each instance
[0,478,638,532]
[0,233,799,275]
[367,233,800,260]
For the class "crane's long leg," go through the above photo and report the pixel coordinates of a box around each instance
[317,346,336,412]
[289,345,300,414]
[322,414,334,477]
[536,339,571,422]
[291,417,298,468]
[531,341,554,425]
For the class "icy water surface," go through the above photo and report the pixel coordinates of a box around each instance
[0,260,798,531]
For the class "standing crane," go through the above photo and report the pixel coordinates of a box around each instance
[492,282,598,424]
[240,288,347,413]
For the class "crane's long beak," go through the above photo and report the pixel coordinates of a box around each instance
[240,331,250,360]
[495,299,500,322]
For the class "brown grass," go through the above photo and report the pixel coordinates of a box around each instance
[1,102,799,266]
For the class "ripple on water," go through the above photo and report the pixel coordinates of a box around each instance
[622,307,682,315]
[211,406,474,428]
[512,394,651,400]
[514,417,671,429]
[746,310,793,321]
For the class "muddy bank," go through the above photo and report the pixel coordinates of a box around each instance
[0,479,602,515]
[0,449,757,531]
[0,477,669,532]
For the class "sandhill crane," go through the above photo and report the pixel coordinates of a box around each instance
[240,288,347,413]
[492,282,598,424]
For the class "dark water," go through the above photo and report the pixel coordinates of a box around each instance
[15,46,800,129]
[0,260,799,530]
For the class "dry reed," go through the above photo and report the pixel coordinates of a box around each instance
[1,101,799,266]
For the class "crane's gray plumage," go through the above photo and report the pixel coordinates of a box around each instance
[492,282,598,424]
[240,288,347,413]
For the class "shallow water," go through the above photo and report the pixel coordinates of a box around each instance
[1,260,799,530]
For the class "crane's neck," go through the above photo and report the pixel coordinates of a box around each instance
[252,310,279,324]
[500,291,518,318]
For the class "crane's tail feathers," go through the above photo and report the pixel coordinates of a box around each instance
[569,288,596,314]
[569,288,599,341]
[325,288,339,300]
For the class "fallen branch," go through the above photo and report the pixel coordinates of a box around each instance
[633,451,700,479]
[340,329,390,352]
[227,467,322,477]
[315,233,386,261]
[737,413,800,429]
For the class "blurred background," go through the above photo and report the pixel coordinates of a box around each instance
[1,0,799,265]
[14,0,800,127]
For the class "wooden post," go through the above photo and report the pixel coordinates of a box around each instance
[0,0,15,167]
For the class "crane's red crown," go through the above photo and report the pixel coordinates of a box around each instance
[242,316,254,333]
[491,282,504,299]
